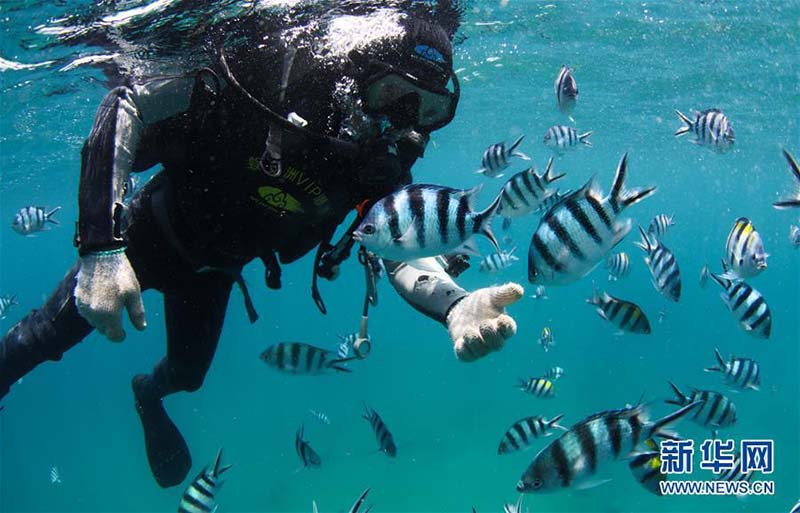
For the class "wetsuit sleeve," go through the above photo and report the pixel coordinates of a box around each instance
[77,77,194,255]
[385,258,469,325]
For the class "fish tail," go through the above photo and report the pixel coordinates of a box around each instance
[548,413,566,430]
[674,110,693,136]
[508,135,530,160]
[361,402,373,422]
[578,131,593,147]
[633,225,653,253]
[45,206,61,224]
[476,192,503,253]
[211,447,225,476]
[783,148,800,182]
[664,381,688,406]
[709,269,730,289]
[586,282,602,306]
[649,400,702,438]
[609,153,656,210]
[542,157,566,183]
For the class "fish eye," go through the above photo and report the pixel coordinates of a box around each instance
[533,479,543,489]
[362,224,376,235]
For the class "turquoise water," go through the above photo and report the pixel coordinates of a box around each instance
[1,1,799,512]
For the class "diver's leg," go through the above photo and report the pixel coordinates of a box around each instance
[0,264,93,399]
[132,271,233,488]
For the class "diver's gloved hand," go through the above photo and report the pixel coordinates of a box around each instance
[75,248,147,342]
[446,283,523,362]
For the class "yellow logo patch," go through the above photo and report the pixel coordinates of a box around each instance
[257,186,305,213]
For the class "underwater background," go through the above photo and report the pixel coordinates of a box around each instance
[1,1,798,512]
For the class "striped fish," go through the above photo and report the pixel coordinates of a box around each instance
[296,425,321,468]
[539,327,554,352]
[533,189,572,216]
[362,404,397,457]
[308,409,331,425]
[666,382,737,431]
[605,252,630,281]
[699,264,710,289]
[517,377,555,398]
[49,466,62,484]
[586,287,651,335]
[704,348,760,391]
[353,184,501,262]
[476,135,531,178]
[498,415,567,455]
[790,225,800,247]
[0,294,18,319]
[634,227,682,302]
[260,342,355,375]
[11,206,61,235]
[715,450,756,483]
[542,366,564,381]
[498,158,566,229]
[530,285,548,300]
[178,448,232,513]
[674,109,735,153]
[774,149,800,209]
[543,125,592,152]
[554,65,578,115]
[515,401,701,494]
[723,217,768,280]
[628,438,667,496]
[528,154,656,285]
[708,271,772,339]
[479,248,519,273]
[647,214,674,238]
[337,333,357,359]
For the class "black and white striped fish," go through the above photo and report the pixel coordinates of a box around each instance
[476,135,531,178]
[533,189,572,216]
[479,248,519,273]
[605,252,631,281]
[647,214,674,238]
[528,154,656,285]
[790,225,800,247]
[517,377,555,398]
[774,149,800,209]
[539,327,554,352]
[634,227,682,302]
[530,285,548,300]
[586,287,651,335]
[354,184,501,262]
[628,438,667,496]
[708,271,772,339]
[178,448,232,513]
[674,109,735,153]
[260,342,355,375]
[542,366,564,381]
[704,348,760,391]
[554,65,578,115]
[699,265,710,289]
[11,206,61,235]
[666,382,737,431]
[715,451,756,483]
[723,217,768,280]
[515,401,701,494]
[498,415,567,455]
[296,425,321,468]
[308,409,331,425]
[0,294,18,319]
[49,466,62,484]
[362,404,397,457]
[543,126,592,152]
[497,158,566,229]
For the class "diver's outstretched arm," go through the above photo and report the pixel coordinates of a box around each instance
[385,258,523,362]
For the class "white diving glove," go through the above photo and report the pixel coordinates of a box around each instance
[74,248,147,342]
[446,283,523,362]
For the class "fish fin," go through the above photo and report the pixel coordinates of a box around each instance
[548,413,567,431]
[576,478,612,491]
[313,500,319,513]
[45,206,61,223]
[747,384,761,392]
[633,225,653,253]
[585,283,602,306]
[542,157,566,183]
[611,219,633,250]
[348,488,371,513]
[330,363,353,373]
[405,258,447,273]
[609,153,657,210]
[578,131,593,147]
[476,193,502,253]
[211,447,224,477]
[713,347,726,369]
[782,148,800,183]
[709,270,730,290]
[665,381,688,406]
[453,237,482,257]
[718,270,741,281]
[773,199,800,209]
[502,217,512,231]
[674,110,693,136]
[475,168,486,174]
[508,135,529,160]
[654,431,683,441]
[650,400,703,438]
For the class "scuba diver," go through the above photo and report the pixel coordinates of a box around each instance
[0,1,523,488]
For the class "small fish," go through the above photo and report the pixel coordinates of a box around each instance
[543,125,592,152]
[605,252,631,281]
[49,466,62,484]
[714,450,756,483]
[708,270,772,339]
[517,377,555,398]
[634,227,682,302]
[498,158,566,229]
[353,184,501,263]
[476,135,531,178]
[658,310,666,324]
[362,404,397,457]
[586,287,651,334]
[0,294,18,319]
[790,225,800,247]
[516,401,701,493]
[296,425,322,468]
[699,264,710,289]
[554,65,578,115]
[704,348,760,391]
[774,149,800,209]
[498,414,567,454]
[628,438,667,496]
[260,342,355,375]
[178,448,232,513]
[12,206,61,235]
[674,108,735,153]
[647,214,674,238]
[308,409,331,425]
[533,189,572,215]
[528,154,656,285]
[723,217,768,280]
[479,248,519,273]
[666,382,737,431]
[542,366,564,381]
[539,327,554,352]
[530,285,548,300]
